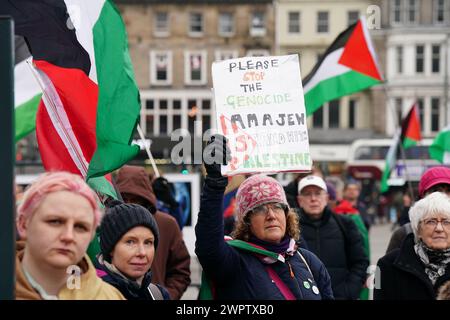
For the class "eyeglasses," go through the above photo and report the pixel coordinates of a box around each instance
[251,203,287,216]
[421,218,450,229]
[299,191,326,199]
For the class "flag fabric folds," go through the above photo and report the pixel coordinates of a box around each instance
[380,103,422,193]
[2,0,141,197]
[303,17,383,116]
[14,37,41,142]
[429,126,450,165]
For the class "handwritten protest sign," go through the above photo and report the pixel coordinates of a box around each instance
[212,54,312,176]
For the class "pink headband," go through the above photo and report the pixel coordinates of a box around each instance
[17,171,102,228]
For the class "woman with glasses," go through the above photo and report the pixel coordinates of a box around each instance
[195,135,333,300]
[375,191,450,299]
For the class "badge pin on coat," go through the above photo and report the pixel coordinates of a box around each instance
[303,279,319,295]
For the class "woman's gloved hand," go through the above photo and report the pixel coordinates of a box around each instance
[203,135,231,188]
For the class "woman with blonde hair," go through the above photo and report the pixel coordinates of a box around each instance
[15,171,125,300]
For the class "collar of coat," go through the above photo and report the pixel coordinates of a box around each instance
[394,233,450,292]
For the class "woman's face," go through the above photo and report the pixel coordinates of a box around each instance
[249,202,287,243]
[419,215,450,250]
[17,191,95,270]
[111,226,155,280]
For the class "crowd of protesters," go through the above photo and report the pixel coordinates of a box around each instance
[12,136,450,300]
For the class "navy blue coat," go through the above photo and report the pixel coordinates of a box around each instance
[195,177,334,300]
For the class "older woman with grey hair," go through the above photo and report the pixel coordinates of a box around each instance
[374,192,450,299]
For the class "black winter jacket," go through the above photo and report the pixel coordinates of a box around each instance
[95,260,170,300]
[374,233,450,300]
[297,207,369,299]
[195,177,334,300]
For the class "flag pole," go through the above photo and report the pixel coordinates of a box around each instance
[0,17,16,300]
[382,85,415,201]
[136,124,160,178]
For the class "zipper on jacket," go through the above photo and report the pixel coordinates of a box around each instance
[286,260,304,299]
[287,261,295,278]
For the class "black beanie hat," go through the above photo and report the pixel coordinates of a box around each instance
[100,201,159,262]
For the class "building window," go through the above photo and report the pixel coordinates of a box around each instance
[218,12,234,36]
[185,51,207,85]
[189,12,203,36]
[188,99,197,135]
[312,101,340,128]
[173,100,181,110]
[349,99,356,129]
[431,98,440,132]
[328,100,340,128]
[141,95,213,138]
[215,50,238,62]
[317,11,329,33]
[288,11,301,33]
[313,107,324,128]
[417,98,424,129]
[202,100,212,132]
[391,0,403,24]
[347,10,359,26]
[154,12,169,36]
[432,45,440,73]
[250,12,266,36]
[395,98,402,126]
[160,114,168,135]
[146,114,154,135]
[405,0,418,23]
[150,51,172,85]
[246,50,270,57]
[159,99,168,110]
[434,0,446,23]
[190,55,202,81]
[396,46,403,74]
[173,114,182,130]
[415,45,424,73]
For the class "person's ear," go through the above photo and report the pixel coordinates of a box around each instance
[296,195,303,207]
[16,214,29,240]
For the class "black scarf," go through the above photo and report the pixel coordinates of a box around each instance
[414,240,450,285]
[248,235,291,255]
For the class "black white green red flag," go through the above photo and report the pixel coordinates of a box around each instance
[303,17,383,116]
[14,37,41,142]
[2,0,141,197]
[380,103,422,193]
[429,126,450,165]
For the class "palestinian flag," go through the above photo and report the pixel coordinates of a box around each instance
[14,36,41,142]
[2,0,140,197]
[429,126,450,164]
[380,103,422,193]
[303,17,383,116]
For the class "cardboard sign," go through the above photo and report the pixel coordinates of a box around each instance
[212,55,311,176]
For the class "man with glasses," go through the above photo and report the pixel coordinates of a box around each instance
[296,175,369,299]
[386,166,450,253]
